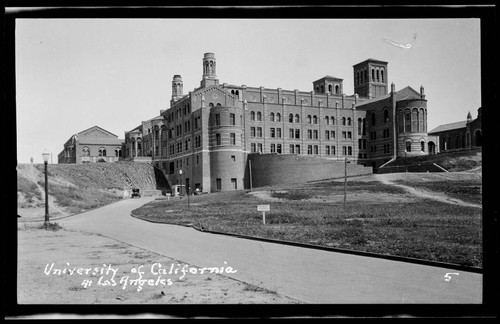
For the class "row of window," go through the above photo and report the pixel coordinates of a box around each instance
[81,147,122,157]
[250,143,354,156]
[355,68,385,86]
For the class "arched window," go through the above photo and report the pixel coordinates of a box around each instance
[315,86,319,93]
[98,147,106,157]
[474,129,482,146]
[384,109,389,123]
[295,114,300,123]
[289,114,294,123]
[376,70,380,82]
[250,111,255,121]
[371,112,376,126]
[421,141,425,152]
[364,70,368,82]
[313,115,318,124]
[257,112,262,121]
[347,117,352,126]
[325,116,330,125]
[342,117,346,126]
[328,84,332,93]
[381,70,384,83]
[372,69,375,82]
[320,85,324,93]
[419,108,425,132]
[362,118,366,135]
[411,108,419,132]
[209,102,214,108]
[276,113,281,122]
[82,147,90,157]
[331,116,335,125]
[307,115,312,123]
[405,111,411,133]
[270,112,275,122]
[335,85,340,95]
[216,103,221,107]
[406,141,412,152]
[115,148,121,157]
[358,118,362,135]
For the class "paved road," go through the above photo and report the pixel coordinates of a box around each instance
[58,197,482,304]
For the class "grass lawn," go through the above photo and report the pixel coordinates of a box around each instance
[132,180,482,268]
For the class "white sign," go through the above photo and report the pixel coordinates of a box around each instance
[257,205,270,212]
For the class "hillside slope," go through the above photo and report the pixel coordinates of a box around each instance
[17,162,170,219]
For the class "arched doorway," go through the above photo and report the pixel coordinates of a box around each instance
[428,141,436,155]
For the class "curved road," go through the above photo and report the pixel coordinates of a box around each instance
[58,197,482,304]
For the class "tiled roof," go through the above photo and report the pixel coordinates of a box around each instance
[428,121,467,134]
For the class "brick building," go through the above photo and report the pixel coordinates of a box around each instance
[428,108,482,152]
[126,53,436,192]
[58,126,124,164]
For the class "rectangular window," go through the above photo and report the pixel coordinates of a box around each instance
[215,114,221,126]
[332,146,336,155]
[308,129,312,139]
[342,131,347,139]
[216,133,221,145]
[348,131,352,139]
[348,146,352,155]
[314,145,318,154]
[289,129,294,138]
[326,145,330,155]
[257,127,262,137]
[196,155,199,164]
[251,143,256,153]
[314,130,318,140]
[343,146,347,155]
[277,144,282,154]
[230,113,235,125]
[250,127,256,137]
[231,178,237,190]
[230,133,236,145]
[295,129,300,139]
[270,144,276,153]
[257,143,263,153]
[307,145,312,155]
[290,144,295,154]
[216,178,222,191]
[296,145,301,154]
[331,131,335,139]
[325,131,330,140]
[270,128,275,138]
[277,128,282,138]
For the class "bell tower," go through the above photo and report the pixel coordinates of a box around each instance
[353,59,388,99]
[200,52,219,88]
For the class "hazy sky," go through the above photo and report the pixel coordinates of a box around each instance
[15,18,481,164]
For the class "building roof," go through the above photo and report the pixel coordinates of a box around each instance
[353,58,389,67]
[77,125,118,138]
[78,137,124,145]
[355,86,421,107]
[314,75,343,82]
[428,121,468,134]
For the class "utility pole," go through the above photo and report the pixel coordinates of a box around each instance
[343,157,347,209]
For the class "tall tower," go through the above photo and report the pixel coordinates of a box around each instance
[353,59,388,99]
[200,52,219,88]
[171,75,183,106]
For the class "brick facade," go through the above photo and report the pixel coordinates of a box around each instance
[125,53,435,192]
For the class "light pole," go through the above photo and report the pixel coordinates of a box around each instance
[42,150,50,226]
[179,169,183,196]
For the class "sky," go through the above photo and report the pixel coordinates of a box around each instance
[15,18,481,164]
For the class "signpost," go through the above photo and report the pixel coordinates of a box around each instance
[257,204,270,224]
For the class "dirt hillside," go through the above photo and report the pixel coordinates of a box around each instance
[17,162,170,220]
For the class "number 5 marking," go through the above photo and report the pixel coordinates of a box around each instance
[444,273,459,281]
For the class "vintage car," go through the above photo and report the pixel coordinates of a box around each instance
[131,188,141,198]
